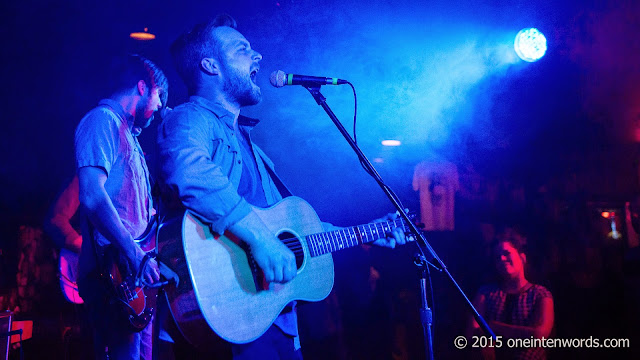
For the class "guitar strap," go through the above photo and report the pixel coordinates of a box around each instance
[263,161,292,199]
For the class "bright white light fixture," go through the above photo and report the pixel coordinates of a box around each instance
[514,28,547,62]
[381,140,402,146]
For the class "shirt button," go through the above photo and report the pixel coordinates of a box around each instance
[237,160,241,164]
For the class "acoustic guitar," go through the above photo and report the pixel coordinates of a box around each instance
[157,196,412,347]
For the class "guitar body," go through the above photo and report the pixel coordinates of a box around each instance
[59,248,83,304]
[157,196,334,347]
[104,255,157,331]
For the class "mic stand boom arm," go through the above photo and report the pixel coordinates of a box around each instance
[304,85,496,359]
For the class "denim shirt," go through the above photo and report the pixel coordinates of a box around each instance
[157,96,287,234]
[157,96,299,340]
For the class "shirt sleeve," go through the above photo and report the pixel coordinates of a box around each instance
[534,285,553,302]
[157,106,252,234]
[74,107,119,175]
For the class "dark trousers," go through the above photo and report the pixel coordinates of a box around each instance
[78,274,153,360]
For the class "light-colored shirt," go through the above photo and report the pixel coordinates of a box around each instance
[75,99,153,279]
[413,160,459,231]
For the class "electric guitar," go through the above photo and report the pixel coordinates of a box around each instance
[99,217,159,332]
[156,196,413,347]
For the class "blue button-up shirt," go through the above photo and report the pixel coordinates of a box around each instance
[157,96,298,339]
[157,96,286,234]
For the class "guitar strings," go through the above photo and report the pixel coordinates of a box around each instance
[278,218,409,256]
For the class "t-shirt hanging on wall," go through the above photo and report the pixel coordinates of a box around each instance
[413,160,459,231]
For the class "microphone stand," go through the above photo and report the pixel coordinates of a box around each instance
[304,85,496,359]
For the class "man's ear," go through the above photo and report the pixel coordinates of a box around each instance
[520,253,527,265]
[200,57,219,76]
[137,80,147,96]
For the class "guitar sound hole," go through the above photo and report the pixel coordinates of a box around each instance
[278,232,304,269]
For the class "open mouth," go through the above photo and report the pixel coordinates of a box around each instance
[250,68,259,83]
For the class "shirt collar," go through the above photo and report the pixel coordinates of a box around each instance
[189,95,260,129]
[98,99,136,130]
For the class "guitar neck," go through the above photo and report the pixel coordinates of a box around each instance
[305,218,409,257]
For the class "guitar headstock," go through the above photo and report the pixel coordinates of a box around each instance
[395,210,419,226]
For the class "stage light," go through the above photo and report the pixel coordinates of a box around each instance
[381,140,402,146]
[514,28,546,62]
[130,28,156,41]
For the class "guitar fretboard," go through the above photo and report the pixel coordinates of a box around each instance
[306,218,409,257]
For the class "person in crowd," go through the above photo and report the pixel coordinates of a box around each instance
[469,226,554,360]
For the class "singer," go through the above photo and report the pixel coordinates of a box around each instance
[156,14,407,360]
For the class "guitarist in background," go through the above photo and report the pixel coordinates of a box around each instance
[44,174,92,358]
[157,15,406,360]
[44,175,83,304]
[75,54,167,360]
[45,175,83,304]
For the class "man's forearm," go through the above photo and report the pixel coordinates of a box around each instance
[489,321,544,339]
[228,209,273,247]
[82,191,144,262]
[47,215,82,251]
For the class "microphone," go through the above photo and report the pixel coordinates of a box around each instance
[158,106,172,120]
[270,70,348,88]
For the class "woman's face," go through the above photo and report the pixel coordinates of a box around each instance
[494,241,526,278]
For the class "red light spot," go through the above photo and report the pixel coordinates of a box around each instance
[601,211,610,219]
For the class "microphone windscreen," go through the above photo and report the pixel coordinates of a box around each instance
[270,70,286,88]
[158,107,172,119]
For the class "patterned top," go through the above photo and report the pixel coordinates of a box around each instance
[479,283,552,360]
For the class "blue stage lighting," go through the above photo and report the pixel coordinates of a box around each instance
[514,28,547,62]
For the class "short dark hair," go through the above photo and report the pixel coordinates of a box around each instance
[106,54,168,105]
[493,224,528,254]
[170,14,237,95]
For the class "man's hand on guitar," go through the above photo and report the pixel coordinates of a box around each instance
[134,248,161,285]
[371,210,408,249]
[229,209,297,284]
[250,237,297,284]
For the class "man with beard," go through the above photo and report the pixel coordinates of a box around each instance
[157,15,406,360]
[75,54,167,359]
